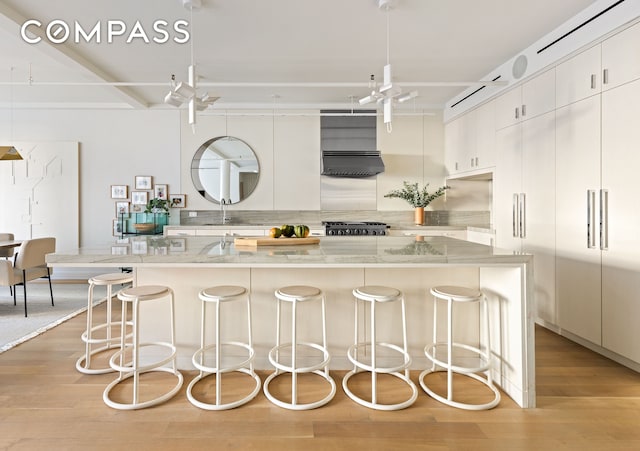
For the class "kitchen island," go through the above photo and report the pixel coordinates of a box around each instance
[47,235,535,408]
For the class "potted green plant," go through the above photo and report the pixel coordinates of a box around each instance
[384,181,449,225]
[145,198,170,215]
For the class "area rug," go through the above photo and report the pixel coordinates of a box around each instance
[0,282,99,353]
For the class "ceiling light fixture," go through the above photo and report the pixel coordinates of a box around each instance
[164,1,219,131]
[359,0,417,133]
[1,67,23,162]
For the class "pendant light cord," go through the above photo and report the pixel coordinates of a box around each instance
[386,6,390,65]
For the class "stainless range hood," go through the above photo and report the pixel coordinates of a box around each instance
[320,111,384,178]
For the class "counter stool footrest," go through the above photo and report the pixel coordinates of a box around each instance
[103,367,184,411]
[186,367,261,411]
[342,369,418,411]
[263,369,336,411]
[419,368,501,411]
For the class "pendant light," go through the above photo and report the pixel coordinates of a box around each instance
[164,1,219,131]
[359,0,418,132]
[1,67,23,162]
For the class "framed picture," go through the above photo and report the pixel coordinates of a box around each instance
[113,218,125,236]
[169,238,186,253]
[154,184,168,200]
[131,190,149,205]
[131,237,148,254]
[131,203,144,213]
[111,185,128,199]
[111,245,130,255]
[115,201,130,216]
[135,175,153,190]
[169,194,186,208]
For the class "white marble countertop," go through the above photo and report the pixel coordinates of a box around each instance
[47,235,529,268]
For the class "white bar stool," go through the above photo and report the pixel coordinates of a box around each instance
[186,285,261,410]
[263,285,336,410]
[76,273,133,374]
[343,285,418,411]
[103,285,184,410]
[419,285,501,410]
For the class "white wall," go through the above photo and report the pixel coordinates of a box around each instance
[0,108,181,247]
[0,107,445,248]
[182,110,447,213]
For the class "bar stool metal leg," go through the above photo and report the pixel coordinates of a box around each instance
[186,286,261,410]
[342,286,418,411]
[103,285,183,410]
[263,285,336,410]
[76,273,133,375]
[419,285,501,410]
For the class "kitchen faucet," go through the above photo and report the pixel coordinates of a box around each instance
[220,198,231,223]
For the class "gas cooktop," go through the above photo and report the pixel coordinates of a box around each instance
[322,221,388,236]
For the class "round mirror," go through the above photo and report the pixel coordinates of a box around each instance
[191,136,260,204]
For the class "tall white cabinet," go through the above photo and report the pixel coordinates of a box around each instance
[601,78,640,363]
[494,69,556,326]
[555,95,602,345]
[448,19,640,369]
[495,110,556,325]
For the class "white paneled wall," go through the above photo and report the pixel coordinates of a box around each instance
[0,141,78,252]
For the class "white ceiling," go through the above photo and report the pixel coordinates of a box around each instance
[0,0,597,111]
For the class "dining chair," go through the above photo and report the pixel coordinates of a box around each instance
[12,237,56,317]
[0,233,15,296]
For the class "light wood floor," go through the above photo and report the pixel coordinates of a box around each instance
[1,302,640,450]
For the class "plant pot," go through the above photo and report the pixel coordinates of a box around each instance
[414,207,424,225]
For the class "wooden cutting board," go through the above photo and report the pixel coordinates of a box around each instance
[234,237,320,246]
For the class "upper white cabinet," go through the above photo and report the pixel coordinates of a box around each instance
[556,45,602,108]
[495,69,556,130]
[445,100,495,176]
[556,21,640,109]
[601,21,640,91]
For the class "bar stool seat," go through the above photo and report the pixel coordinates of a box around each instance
[263,285,336,410]
[343,285,418,411]
[186,285,261,410]
[103,285,183,410]
[76,272,133,374]
[419,285,501,410]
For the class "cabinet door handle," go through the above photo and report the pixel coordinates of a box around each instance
[587,190,596,249]
[515,107,520,120]
[475,157,479,166]
[600,189,609,250]
[521,104,527,117]
[512,193,519,237]
[471,157,474,167]
[591,74,597,89]
[603,68,609,85]
[519,193,526,238]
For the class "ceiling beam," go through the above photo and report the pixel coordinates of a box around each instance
[0,2,149,108]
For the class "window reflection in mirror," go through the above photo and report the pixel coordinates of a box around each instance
[191,136,260,204]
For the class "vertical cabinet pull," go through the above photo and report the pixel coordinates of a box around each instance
[587,190,596,249]
[603,68,609,85]
[521,104,527,117]
[515,107,520,120]
[512,193,519,237]
[600,189,609,250]
[519,193,526,238]
[590,74,597,89]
